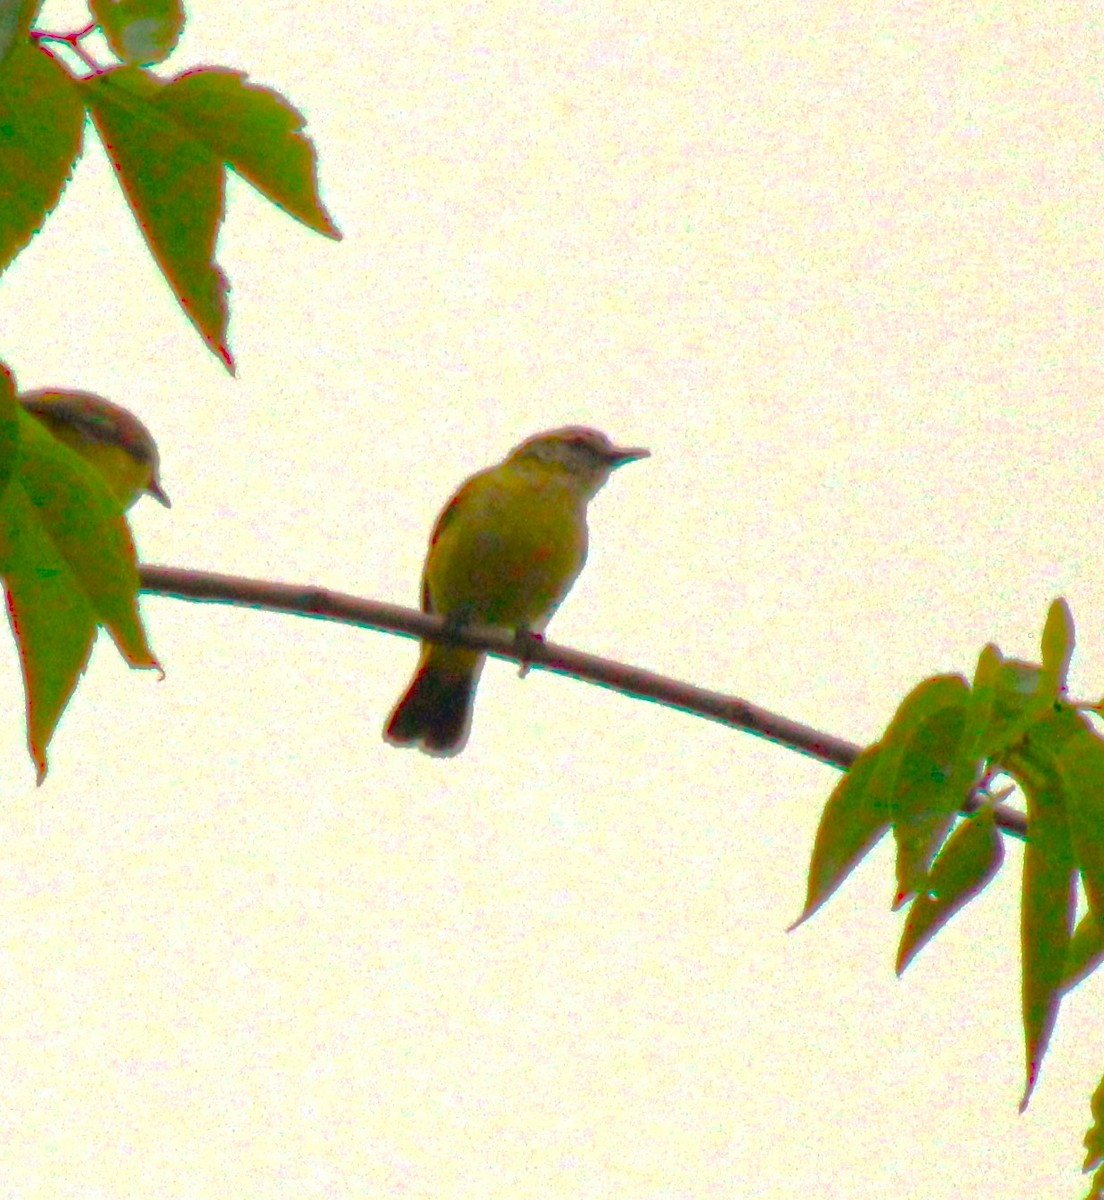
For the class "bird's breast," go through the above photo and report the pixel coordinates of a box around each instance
[425,471,588,628]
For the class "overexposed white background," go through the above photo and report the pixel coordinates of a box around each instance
[1,2,1102,1196]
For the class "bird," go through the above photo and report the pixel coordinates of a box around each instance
[19,389,170,510]
[384,425,649,756]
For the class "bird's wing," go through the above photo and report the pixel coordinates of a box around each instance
[419,470,487,613]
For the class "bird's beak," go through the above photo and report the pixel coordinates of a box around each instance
[608,445,650,467]
[147,476,172,508]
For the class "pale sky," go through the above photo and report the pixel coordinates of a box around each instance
[1,2,1103,1196]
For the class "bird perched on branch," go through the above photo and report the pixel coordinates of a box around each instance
[20,389,170,510]
[385,425,649,757]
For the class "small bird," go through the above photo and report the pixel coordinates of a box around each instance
[20,389,170,510]
[385,425,649,756]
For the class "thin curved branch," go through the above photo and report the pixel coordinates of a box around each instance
[137,563,1028,840]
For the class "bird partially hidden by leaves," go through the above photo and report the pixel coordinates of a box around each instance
[385,425,649,757]
[20,389,169,511]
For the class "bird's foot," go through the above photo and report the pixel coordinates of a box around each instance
[514,626,544,678]
[440,606,474,642]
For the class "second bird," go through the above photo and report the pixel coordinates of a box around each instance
[384,425,649,757]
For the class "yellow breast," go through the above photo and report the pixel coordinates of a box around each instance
[423,458,589,629]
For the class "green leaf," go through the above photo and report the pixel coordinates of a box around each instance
[158,68,340,238]
[794,675,974,922]
[985,656,1055,764]
[1083,1070,1104,1178]
[0,363,21,500]
[868,675,969,806]
[1007,714,1081,1109]
[1087,1163,1104,1200]
[82,64,340,366]
[892,701,968,905]
[0,0,41,66]
[0,409,158,778]
[1020,807,1075,1112]
[790,742,890,928]
[1054,728,1104,922]
[1040,597,1074,695]
[82,66,231,367]
[1063,912,1104,994]
[958,642,1000,770]
[89,0,183,67]
[0,39,85,274]
[876,675,970,905]
[896,808,1004,974]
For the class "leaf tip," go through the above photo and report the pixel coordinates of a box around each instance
[1020,1062,1040,1113]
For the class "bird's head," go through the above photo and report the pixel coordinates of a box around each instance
[20,389,170,510]
[509,426,649,497]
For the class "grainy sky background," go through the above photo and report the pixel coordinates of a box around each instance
[1,2,1103,1196]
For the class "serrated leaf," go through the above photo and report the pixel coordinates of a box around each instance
[1054,728,1104,921]
[90,0,183,67]
[82,64,340,366]
[1040,597,1074,695]
[1064,912,1104,994]
[0,410,158,778]
[0,39,84,275]
[158,68,340,238]
[1008,715,1080,1109]
[82,66,231,367]
[1,491,96,781]
[790,742,890,928]
[897,808,1004,974]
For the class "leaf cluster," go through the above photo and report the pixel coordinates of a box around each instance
[0,0,339,773]
[4,0,338,369]
[795,600,1104,1196]
[0,366,158,777]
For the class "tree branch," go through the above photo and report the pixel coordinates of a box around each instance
[138,563,1028,839]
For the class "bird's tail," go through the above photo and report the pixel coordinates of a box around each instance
[384,645,484,756]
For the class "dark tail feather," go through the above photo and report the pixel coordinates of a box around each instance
[384,657,481,756]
